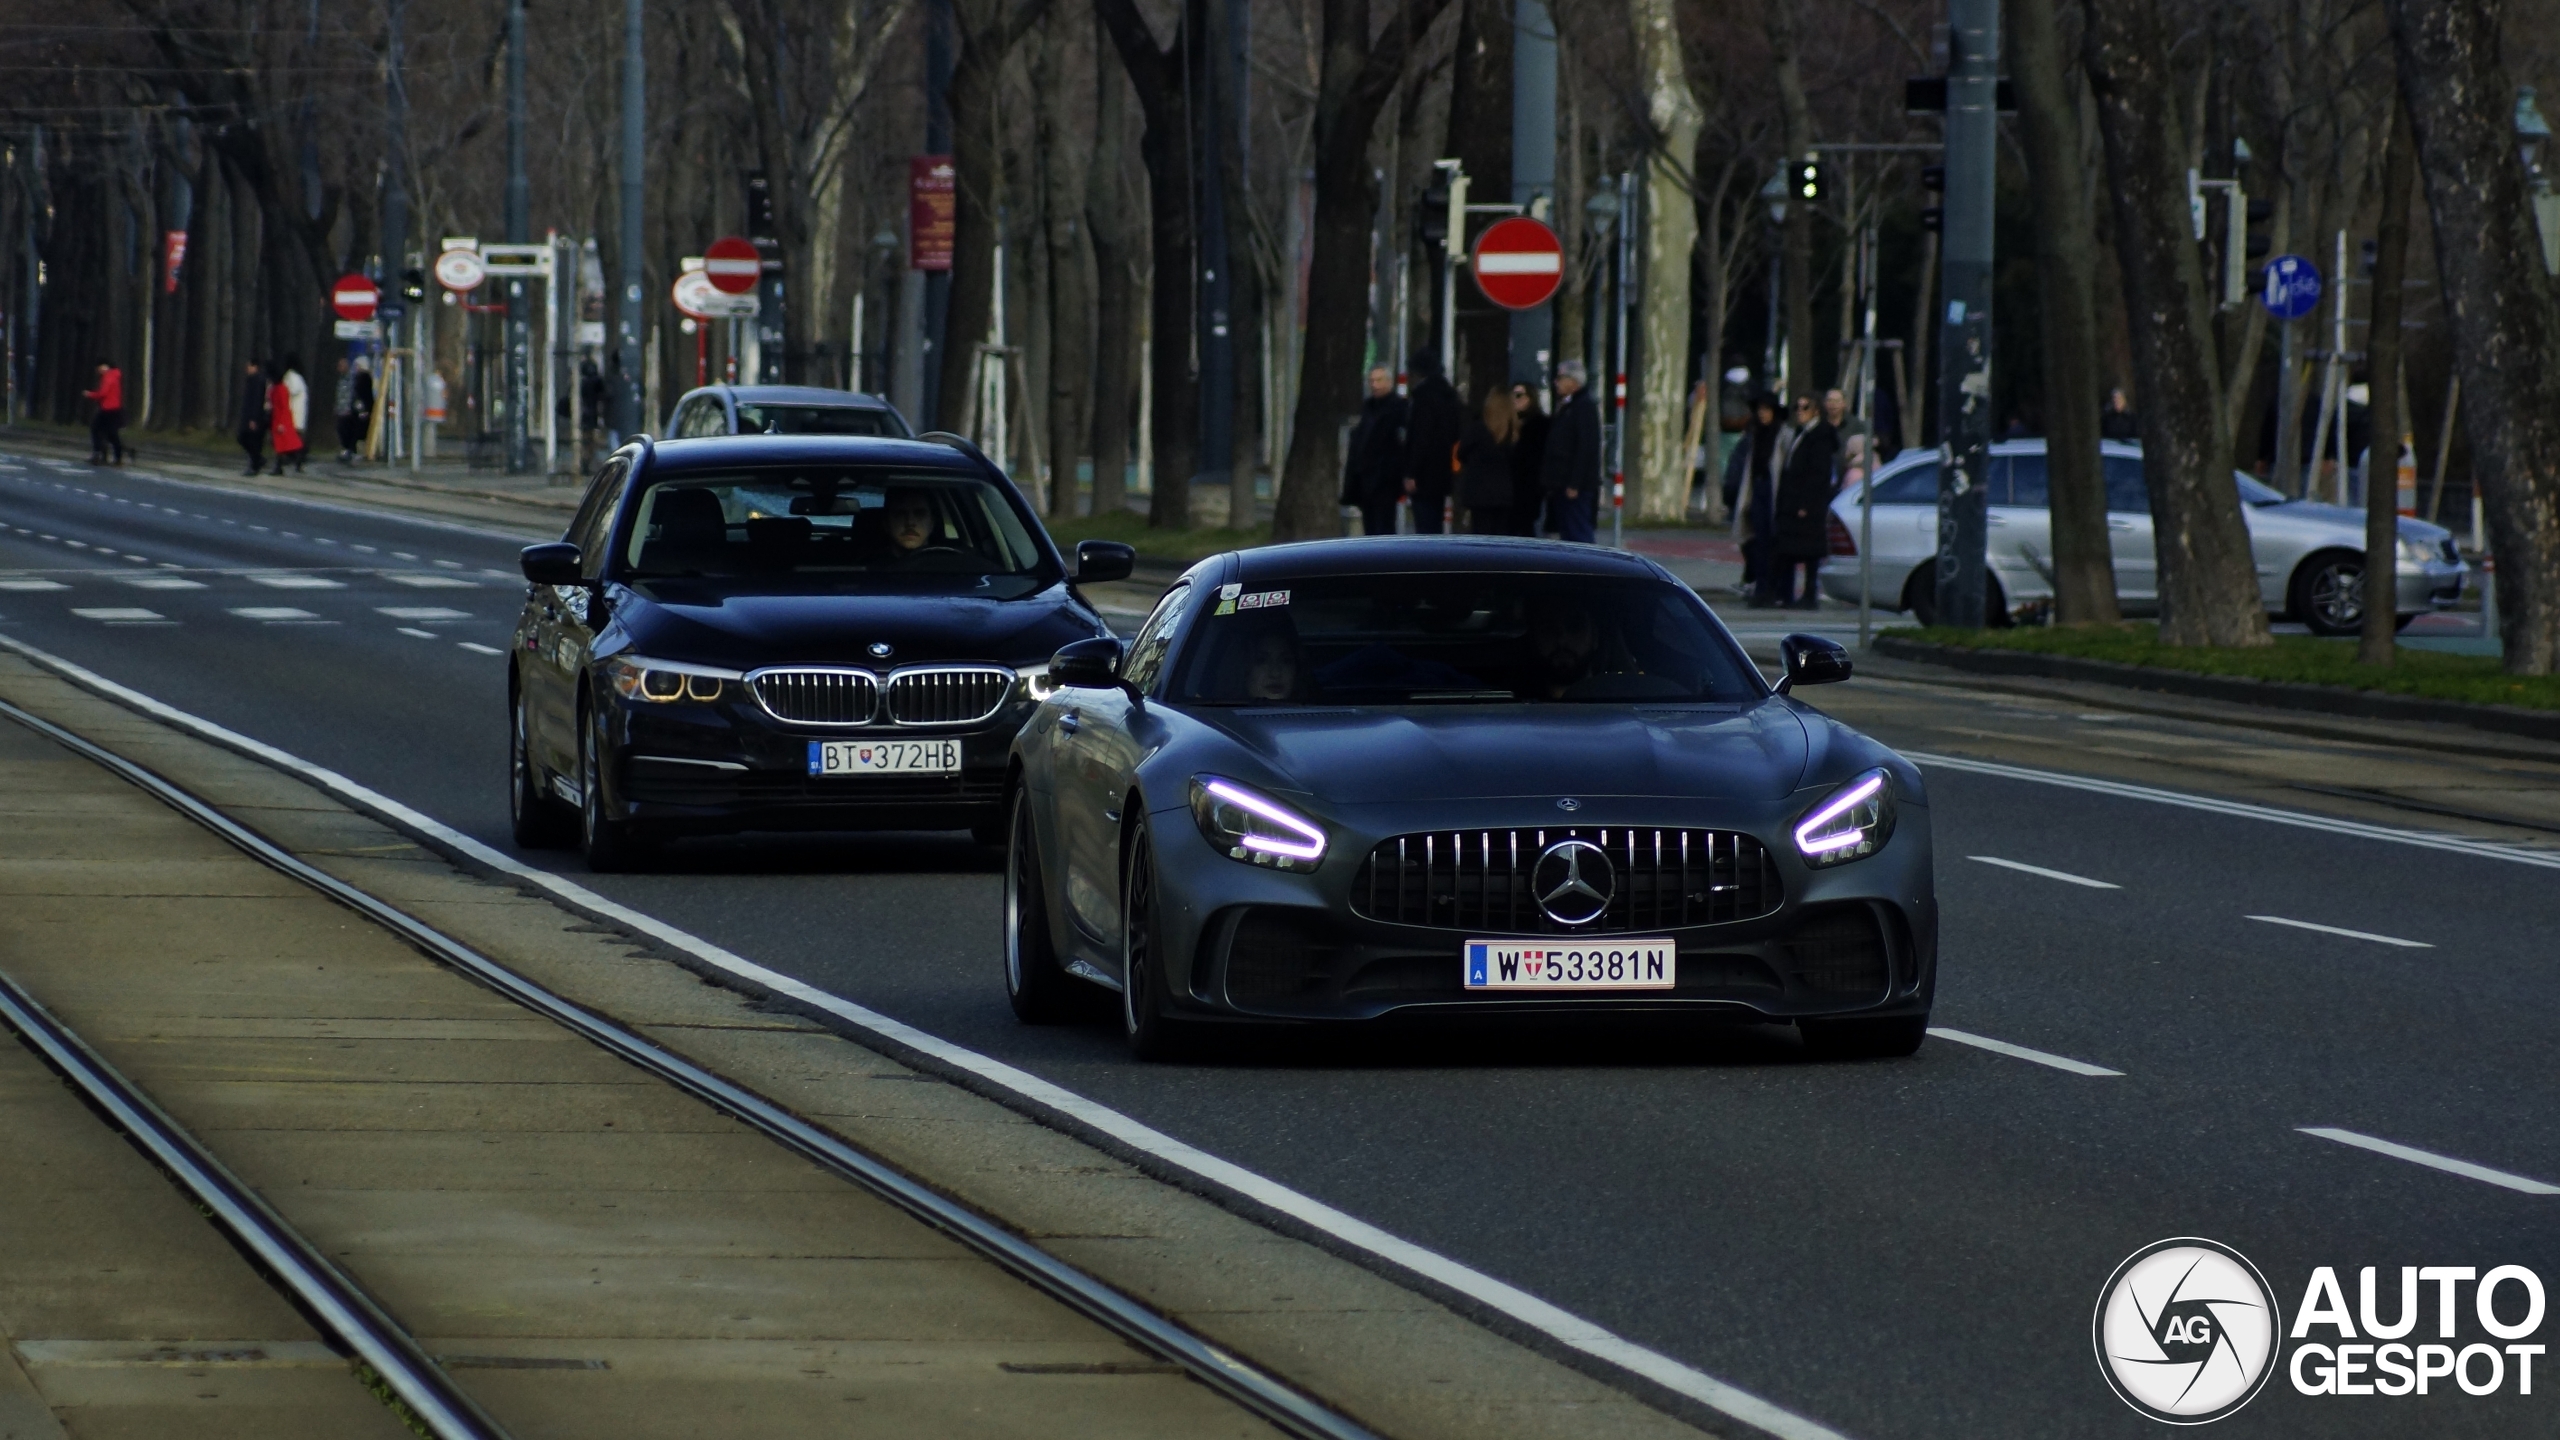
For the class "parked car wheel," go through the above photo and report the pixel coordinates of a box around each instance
[1901,566,2009,628]
[2290,550,2367,637]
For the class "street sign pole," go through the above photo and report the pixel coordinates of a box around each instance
[2260,254,2322,497]
[614,0,644,442]
[1933,0,1997,628]
[1612,169,1633,550]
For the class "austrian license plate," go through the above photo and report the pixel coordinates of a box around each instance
[1463,938,1677,990]
[807,738,961,776]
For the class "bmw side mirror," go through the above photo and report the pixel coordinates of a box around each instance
[1776,633,1852,695]
[520,542,583,586]
[1049,636,1126,691]
[1075,540,1137,585]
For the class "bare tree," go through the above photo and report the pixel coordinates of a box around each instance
[2359,99,2416,666]
[937,0,1053,430]
[1627,0,1702,520]
[1096,0,1202,527]
[1086,12,1141,518]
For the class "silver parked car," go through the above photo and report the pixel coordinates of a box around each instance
[664,384,913,440]
[1819,439,2467,634]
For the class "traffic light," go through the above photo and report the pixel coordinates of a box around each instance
[1918,163,1945,232]
[1795,158,1824,202]
[2245,198,2273,258]
[1920,207,1944,233]
[1920,164,1946,192]
[400,267,426,302]
[1418,179,1450,250]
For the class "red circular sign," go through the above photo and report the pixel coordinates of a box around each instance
[330,273,380,321]
[702,236,762,295]
[1471,217,1564,310]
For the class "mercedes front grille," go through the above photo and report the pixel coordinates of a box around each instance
[1350,827,1782,934]
[749,668,878,726]
[884,666,1014,725]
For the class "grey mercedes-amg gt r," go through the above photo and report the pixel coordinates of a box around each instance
[1002,536,1935,1061]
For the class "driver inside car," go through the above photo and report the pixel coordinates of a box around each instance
[1242,630,1304,702]
[1527,595,1638,699]
[885,486,940,552]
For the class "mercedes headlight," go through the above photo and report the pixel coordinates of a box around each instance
[1794,768,1895,867]
[2396,536,2435,569]
[1017,662,1061,702]
[1190,775,1327,871]
[605,655,741,704]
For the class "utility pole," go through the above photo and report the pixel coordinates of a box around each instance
[1510,0,1556,385]
[920,0,953,426]
[613,0,644,441]
[1612,168,1633,549]
[1933,0,1996,628]
[383,0,409,461]
[503,0,530,471]
[1191,0,1233,495]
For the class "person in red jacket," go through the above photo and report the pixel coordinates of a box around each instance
[82,360,125,464]
[267,361,306,475]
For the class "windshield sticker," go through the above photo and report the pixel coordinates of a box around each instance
[1217,588,1290,616]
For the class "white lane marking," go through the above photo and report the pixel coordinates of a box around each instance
[2244,915,2432,948]
[455,642,505,656]
[350,544,378,553]
[2298,1128,2560,1195]
[248,524,270,532]
[120,554,150,563]
[63,540,88,549]
[68,608,164,623]
[314,537,337,546]
[1926,1028,2124,1077]
[243,573,345,590]
[1966,855,2120,889]
[117,576,206,591]
[396,627,439,640]
[0,631,1862,1440]
[383,573,477,588]
[432,559,464,569]
[377,607,469,621]
[1908,751,2560,871]
[391,551,418,560]
[228,607,323,623]
[0,579,69,592]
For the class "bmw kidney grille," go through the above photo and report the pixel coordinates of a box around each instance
[883,666,1014,725]
[749,668,879,725]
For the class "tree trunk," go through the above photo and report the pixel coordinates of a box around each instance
[1269,0,1455,543]
[1096,0,1199,527]
[2011,0,2118,624]
[1766,0,1816,400]
[2082,0,2270,647]
[2359,100,2416,667]
[1900,226,1935,452]
[2383,0,2560,674]
[1628,0,1701,521]
[1087,12,1137,519]
[935,5,1009,430]
[1446,0,1510,397]
[1039,5,1093,518]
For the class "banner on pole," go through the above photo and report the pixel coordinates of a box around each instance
[163,231,187,294]
[909,156,955,273]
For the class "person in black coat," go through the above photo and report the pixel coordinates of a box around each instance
[1763,395,1839,609]
[1728,393,1783,593]
[1507,382,1548,535]
[1455,386,1517,534]
[1343,365,1409,536]
[1541,359,1601,542]
[235,360,269,476]
[1401,349,1463,535]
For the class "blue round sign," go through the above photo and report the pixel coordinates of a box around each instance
[2261,255,2322,319]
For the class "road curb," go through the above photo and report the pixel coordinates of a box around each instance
[1870,634,2560,743]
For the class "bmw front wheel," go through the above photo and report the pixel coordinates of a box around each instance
[577,699,650,873]
[1004,789,1078,1023]
[510,684,572,849]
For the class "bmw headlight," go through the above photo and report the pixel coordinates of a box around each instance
[1016,662,1061,702]
[1793,767,1895,867]
[1190,775,1327,871]
[605,655,741,704]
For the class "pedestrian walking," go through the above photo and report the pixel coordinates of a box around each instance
[1823,388,1869,456]
[1456,387,1517,535]
[81,360,126,464]
[268,360,308,475]
[279,355,309,465]
[1764,394,1839,609]
[2100,387,2139,442]
[1541,360,1601,543]
[1343,366,1408,538]
[235,360,269,474]
[1725,393,1782,595]
[333,356,361,461]
[353,357,376,458]
[1400,350,1462,536]
[1507,382,1548,536]
[578,359,607,472]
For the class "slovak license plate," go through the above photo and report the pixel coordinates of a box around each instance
[1463,938,1677,990]
[807,738,961,776]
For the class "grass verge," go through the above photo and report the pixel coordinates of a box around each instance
[1885,623,2560,712]
[1044,509,1268,567]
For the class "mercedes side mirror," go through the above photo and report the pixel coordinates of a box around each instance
[520,542,583,586]
[1049,636,1127,691]
[1075,540,1137,585]
[1776,633,1853,695]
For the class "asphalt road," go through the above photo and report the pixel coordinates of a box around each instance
[5,447,2556,1440]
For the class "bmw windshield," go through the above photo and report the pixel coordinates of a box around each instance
[619,466,1057,597]
[1171,572,1765,705]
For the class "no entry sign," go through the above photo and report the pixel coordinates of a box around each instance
[330,273,379,322]
[1471,216,1564,310]
[702,236,761,295]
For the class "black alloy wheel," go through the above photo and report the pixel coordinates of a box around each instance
[577,697,649,873]
[509,683,571,849]
[2292,552,2365,637]
[1118,815,1185,1060]
[1004,789,1078,1023]
[1901,567,2010,628]
[1799,1014,1930,1060]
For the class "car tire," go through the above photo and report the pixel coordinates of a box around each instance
[2291,551,2364,636]
[509,685,573,849]
[1901,569,2008,628]
[1800,1014,1929,1060]
[1004,789,1079,1024]
[1118,815,1188,1061]
[577,697,650,873]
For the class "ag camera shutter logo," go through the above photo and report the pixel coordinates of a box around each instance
[2094,1238,2280,1424]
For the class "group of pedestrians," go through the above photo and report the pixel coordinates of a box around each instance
[1340,353,1605,542]
[235,356,310,476]
[1724,387,1869,609]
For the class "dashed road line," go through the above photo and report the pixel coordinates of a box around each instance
[1966,855,2120,889]
[227,607,331,624]
[377,607,470,621]
[385,573,477,588]
[118,576,206,590]
[244,573,346,590]
[1927,1028,2124,1077]
[396,627,439,640]
[2245,915,2432,948]
[455,642,506,656]
[0,579,68,592]
[2298,1128,2560,1195]
[68,607,166,624]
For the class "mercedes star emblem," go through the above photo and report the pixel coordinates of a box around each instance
[1531,839,1614,926]
[1556,797,1581,812]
